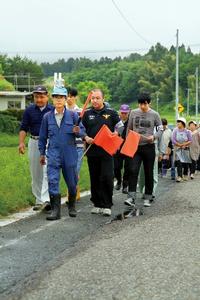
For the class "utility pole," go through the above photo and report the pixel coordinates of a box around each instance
[186,88,190,116]
[196,67,199,122]
[14,74,18,90]
[175,29,179,121]
[156,93,159,112]
[28,73,31,92]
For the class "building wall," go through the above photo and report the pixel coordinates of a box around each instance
[0,96,25,110]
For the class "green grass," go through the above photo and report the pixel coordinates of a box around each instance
[0,135,90,216]
[0,133,19,147]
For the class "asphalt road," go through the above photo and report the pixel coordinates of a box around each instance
[1,174,200,300]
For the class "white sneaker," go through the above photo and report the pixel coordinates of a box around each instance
[102,208,111,216]
[190,174,194,180]
[124,198,135,207]
[176,176,183,182]
[144,199,151,207]
[91,207,102,214]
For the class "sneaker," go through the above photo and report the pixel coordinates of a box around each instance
[144,199,151,207]
[102,208,111,216]
[190,174,194,180]
[183,175,189,181]
[122,187,128,194]
[176,176,183,182]
[150,195,155,203]
[42,202,52,212]
[33,204,43,211]
[91,207,102,214]
[124,198,135,207]
[115,183,121,190]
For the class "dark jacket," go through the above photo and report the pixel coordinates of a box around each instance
[82,105,120,157]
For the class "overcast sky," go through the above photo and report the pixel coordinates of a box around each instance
[1,0,200,62]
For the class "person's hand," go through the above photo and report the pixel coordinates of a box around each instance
[85,136,94,144]
[40,155,46,165]
[146,135,154,143]
[73,125,80,134]
[18,142,25,154]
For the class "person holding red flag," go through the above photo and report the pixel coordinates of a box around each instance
[82,89,122,216]
[124,92,162,208]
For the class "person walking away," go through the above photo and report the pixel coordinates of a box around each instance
[172,117,192,182]
[188,120,200,179]
[82,89,122,216]
[124,92,162,208]
[39,86,85,220]
[66,87,84,200]
[114,104,130,193]
[19,86,52,211]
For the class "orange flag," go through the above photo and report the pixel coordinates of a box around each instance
[93,125,124,156]
[120,130,140,157]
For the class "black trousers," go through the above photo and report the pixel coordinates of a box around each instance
[189,159,196,174]
[87,156,114,208]
[176,161,188,177]
[127,143,155,196]
[114,152,129,188]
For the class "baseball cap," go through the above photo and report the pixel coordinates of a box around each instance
[119,104,130,113]
[32,85,48,94]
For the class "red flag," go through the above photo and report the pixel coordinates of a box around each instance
[120,130,140,157]
[93,125,124,156]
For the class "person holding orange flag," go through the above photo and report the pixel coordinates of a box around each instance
[124,92,162,208]
[82,89,122,216]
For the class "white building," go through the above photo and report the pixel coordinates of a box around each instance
[0,91,32,111]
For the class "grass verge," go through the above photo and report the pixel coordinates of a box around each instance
[0,144,90,216]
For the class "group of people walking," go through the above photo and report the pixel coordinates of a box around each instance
[19,84,200,221]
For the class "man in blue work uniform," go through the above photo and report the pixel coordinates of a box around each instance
[82,89,122,216]
[19,85,53,211]
[39,86,85,220]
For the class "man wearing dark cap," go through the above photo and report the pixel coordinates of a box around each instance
[19,86,53,211]
[114,104,130,193]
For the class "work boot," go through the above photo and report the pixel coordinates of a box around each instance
[68,194,77,217]
[46,194,61,221]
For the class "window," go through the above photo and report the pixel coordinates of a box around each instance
[8,101,21,109]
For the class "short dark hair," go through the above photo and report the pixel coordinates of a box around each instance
[91,88,104,98]
[138,92,151,104]
[68,87,78,97]
[162,118,168,125]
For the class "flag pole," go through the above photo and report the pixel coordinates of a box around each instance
[81,144,93,160]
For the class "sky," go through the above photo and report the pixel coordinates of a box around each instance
[0,0,200,62]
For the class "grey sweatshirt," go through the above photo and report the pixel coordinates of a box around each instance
[127,108,162,145]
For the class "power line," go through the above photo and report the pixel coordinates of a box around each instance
[111,0,152,45]
[0,48,149,55]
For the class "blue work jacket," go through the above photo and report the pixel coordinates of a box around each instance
[39,108,86,167]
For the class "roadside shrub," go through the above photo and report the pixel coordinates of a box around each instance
[0,113,20,134]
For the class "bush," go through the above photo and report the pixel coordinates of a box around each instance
[1,109,25,121]
[0,113,20,134]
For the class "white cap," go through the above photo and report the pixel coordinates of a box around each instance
[177,117,186,126]
[189,120,197,125]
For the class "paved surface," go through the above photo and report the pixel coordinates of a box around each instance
[1,174,200,300]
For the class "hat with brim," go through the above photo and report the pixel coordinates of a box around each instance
[177,117,186,126]
[32,85,48,94]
